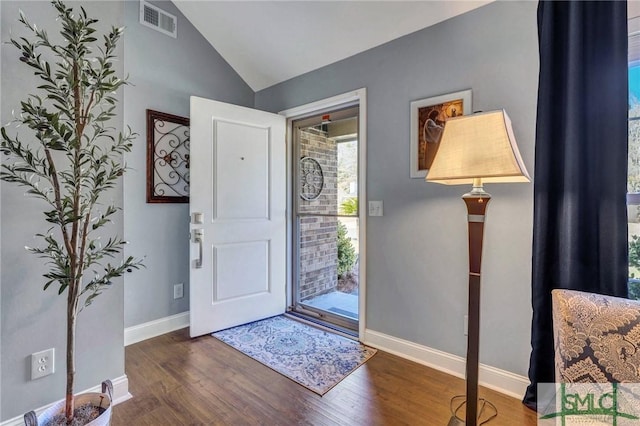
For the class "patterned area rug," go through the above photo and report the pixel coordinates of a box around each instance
[212,315,377,395]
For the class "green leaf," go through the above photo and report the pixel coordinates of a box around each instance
[4,0,144,328]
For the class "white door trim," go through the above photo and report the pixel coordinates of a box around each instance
[279,88,367,339]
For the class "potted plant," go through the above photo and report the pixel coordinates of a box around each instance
[1,1,142,424]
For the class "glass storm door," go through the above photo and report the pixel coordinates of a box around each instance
[291,106,360,332]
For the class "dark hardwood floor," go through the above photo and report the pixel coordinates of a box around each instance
[113,328,537,425]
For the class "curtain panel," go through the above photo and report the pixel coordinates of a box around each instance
[524,0,629,410]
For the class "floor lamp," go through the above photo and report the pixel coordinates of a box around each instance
[425,110,530,426]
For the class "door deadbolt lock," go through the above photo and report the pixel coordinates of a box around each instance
[192,212,204,224]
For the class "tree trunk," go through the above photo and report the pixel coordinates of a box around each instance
[65,297,76,423]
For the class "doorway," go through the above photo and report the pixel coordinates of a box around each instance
[189,90,365,339]
[290,106,361,333]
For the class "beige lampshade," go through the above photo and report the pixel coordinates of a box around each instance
[425,110,530,185]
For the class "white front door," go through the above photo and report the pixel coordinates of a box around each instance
[189,96,286,337]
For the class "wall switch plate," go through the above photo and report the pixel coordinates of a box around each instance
[31,348,54,380]
[174,283,184,299]
[368,200,383,216]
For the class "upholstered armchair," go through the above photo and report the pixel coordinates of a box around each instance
[551,289,640,382]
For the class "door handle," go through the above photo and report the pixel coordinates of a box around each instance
[193,229,204,269]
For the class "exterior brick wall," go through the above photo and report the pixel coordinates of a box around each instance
[298,129,338,300]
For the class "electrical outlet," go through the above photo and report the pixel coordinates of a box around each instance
[174,283,184,299]
[31,348,54,380]
[464,315,468,336]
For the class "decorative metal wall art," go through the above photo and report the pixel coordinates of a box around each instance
[299,156,324,200]
[146,109,190,203]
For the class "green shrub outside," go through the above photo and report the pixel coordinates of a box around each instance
[337,221,356,278]
[340,197,358,215]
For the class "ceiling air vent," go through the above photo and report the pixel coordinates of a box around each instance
[139,1,177,38]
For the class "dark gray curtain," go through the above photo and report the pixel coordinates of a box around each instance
[524,0,629,410]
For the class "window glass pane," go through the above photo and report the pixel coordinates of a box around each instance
[297,127,337,215]
[298,215,359,320]
[338,139,358,216]
[629,29,640,299]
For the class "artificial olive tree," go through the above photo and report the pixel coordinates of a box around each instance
[1,1,142,422]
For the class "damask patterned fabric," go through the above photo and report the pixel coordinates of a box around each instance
[552,289,640,383]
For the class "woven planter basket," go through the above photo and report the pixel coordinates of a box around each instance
[24,380,113,426]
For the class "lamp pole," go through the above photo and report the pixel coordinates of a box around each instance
[462,178,490,426]
[425,111,529,425]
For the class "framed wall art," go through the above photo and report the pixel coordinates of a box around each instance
[146,109,190,203]
[410,89,472,178]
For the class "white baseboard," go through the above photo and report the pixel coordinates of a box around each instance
[0,375,130,426]
[124,311,190,346]
[363,329,529,400]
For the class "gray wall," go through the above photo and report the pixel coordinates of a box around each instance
[0,2,539,419]
[0,0,254,418]
[122,0,254,327]
[256,1,538,376]
[1,1,126,420]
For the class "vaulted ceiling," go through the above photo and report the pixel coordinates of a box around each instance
[173,1,494,91]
